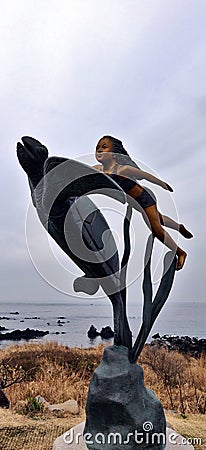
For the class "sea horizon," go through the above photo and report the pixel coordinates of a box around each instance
[0,300,205,349]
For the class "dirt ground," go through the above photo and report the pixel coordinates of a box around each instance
[0,409,85,450]
[0,410,205,450]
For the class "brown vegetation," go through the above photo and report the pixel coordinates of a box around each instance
[0,341,205,416]
[139,345,206,414]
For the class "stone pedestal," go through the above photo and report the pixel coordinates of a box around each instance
[84,345,166,449]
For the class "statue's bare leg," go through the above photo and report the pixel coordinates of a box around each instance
[141,210,193,240]
[143,205,187,271]
[159,214,193,238]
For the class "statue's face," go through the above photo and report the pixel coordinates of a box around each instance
[95,137,113,163]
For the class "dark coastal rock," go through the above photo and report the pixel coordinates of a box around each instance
[0,317,11,321]
[88,325,100,339]
[100,326,114,339]
[84,345,166,449]
[151,334,206,357]
[0,328,49,341]
[9,311,19,315]
[88,325,114,340]
[0,326,7,331]
[152,332,160,339]
[24,316,40,319]
[0,387,10,409]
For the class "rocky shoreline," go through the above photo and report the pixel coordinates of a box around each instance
[150,333,206,357]
[0,323,205,356]
[87,326,205,356]
[0,328,49,341]
[87,325,206,357]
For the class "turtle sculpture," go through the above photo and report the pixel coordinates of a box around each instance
[17,136,132,349]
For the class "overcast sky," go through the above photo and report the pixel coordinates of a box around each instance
[0,0,206,308]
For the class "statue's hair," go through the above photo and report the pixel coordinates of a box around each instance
[100,135,140,169]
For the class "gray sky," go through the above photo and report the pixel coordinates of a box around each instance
[0,0,205,305]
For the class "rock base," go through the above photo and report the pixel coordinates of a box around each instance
[84,345,166,449]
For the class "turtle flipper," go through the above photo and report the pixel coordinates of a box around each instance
[73,276,99,295]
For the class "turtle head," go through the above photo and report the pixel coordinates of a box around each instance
[17,136,49,188]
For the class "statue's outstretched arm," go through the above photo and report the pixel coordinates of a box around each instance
[119,165,173,191]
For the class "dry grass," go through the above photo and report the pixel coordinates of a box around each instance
[139,345,206,414]
[165,413,206,450]
[0,341,205,415]
[0,409,85,450]
[0,341,103,412]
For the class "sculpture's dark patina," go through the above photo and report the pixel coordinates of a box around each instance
[17,136,177,449]
[17,137,132,349]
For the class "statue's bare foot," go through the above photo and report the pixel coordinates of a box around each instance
[179,224,193,239]
[176,250,187,270]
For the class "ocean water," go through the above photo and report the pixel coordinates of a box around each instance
[0,300,205,349]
